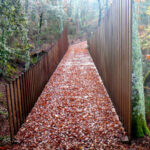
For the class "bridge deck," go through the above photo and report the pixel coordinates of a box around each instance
[12,42,127,149]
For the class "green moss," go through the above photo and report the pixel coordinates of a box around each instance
[0,93,3,99]
[132,114,150,138]
[132,115,144,137]
[145,96,150,121]
[132,94,150,138]
[31,56,38,64]
[143,120,150,136]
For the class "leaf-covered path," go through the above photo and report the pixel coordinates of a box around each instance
[12,42,128,149]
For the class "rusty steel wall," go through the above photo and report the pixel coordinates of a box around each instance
[6,28,69,140]
[88,0,132,137]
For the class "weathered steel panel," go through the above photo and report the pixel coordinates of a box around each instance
[88,0,132,137]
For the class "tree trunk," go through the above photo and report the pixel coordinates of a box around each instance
[68,0,72,17]
[59,0,63,33]
[37,12,43,49]
[98,0,102,26]
[76,19,80,33]
[132,0,150,138]
[0,29,7,75]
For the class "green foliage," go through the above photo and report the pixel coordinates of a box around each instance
[139,3,150,52]
[145,96,150,121]
[143,56,150,74]
[68,26,76,35]
[31,56,38,64]
[139,1,150,129]
[0,135,10,146]
[0,110,8,119]
[0,101,7,108]
[0,0,30,78]
[5,64,17,78]
[144,70,150,85]
[22,0,66,49]
[0,93,3,99]
[0,93,7,108]
[0,0,110,79]
[0,0,105,79]
[143,68,150,124]
[0,0,69,79]
[140,26,150,51]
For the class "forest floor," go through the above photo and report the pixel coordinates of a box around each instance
[2,42,150,149]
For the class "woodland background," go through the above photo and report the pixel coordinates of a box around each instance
[0,0,150,146]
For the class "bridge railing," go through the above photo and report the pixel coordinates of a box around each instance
[6,28,69,141]
[88,0,132,137]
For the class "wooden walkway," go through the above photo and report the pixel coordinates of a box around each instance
[11,42,128,149]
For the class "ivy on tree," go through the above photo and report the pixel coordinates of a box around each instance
[0,0,30,78]
[132,0,150,138]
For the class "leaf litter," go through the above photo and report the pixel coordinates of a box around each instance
[9,41,150,150]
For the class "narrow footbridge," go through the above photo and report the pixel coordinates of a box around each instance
[9,42,128,149]
[6,0,132,149]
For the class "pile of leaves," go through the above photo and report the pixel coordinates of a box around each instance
[6,42,150,149]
